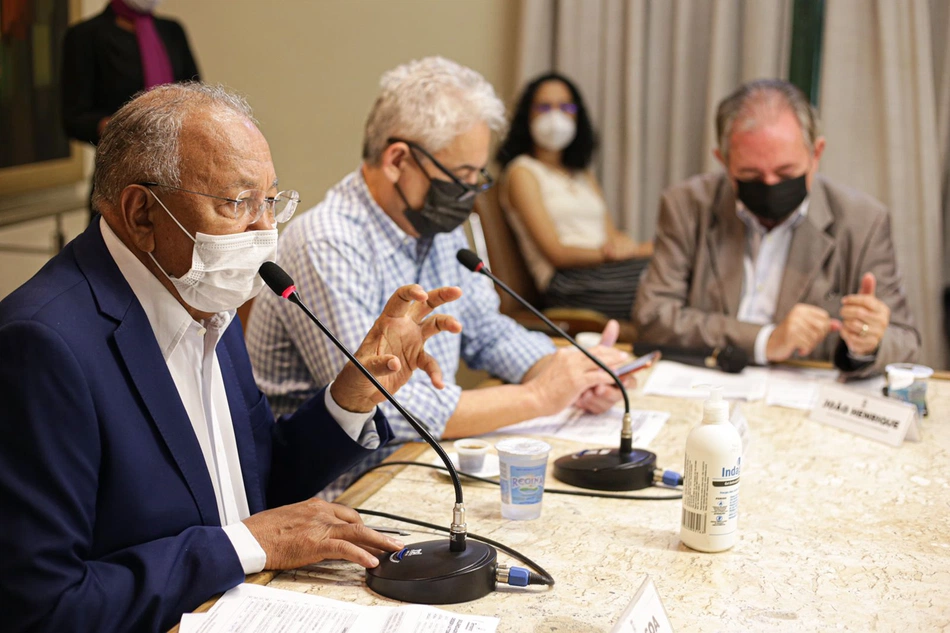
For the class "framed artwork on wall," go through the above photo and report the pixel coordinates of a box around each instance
[0,0,83,197]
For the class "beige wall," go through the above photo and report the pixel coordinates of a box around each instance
[0,0,520,299]
[160,0,521,209]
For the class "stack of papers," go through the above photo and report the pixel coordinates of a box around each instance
[496,406,669,448]
[642,361,769,401]
[643,361,887,412]
[764,367,837,410]
[180,583,499,633]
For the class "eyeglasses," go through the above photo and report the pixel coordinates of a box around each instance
[387,137,494,202]
[139,182,300,224]
[532,103,578,115]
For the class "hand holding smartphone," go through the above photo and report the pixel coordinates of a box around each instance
[615,350,661,379]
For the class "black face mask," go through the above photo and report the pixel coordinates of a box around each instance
[736,174,808,223]
[396,178,475,238]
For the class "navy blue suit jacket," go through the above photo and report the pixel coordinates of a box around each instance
[0,221,393,632]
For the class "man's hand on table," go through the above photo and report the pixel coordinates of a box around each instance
[573,319,634,413]
[243,498,404,569]
[528,320,633,416]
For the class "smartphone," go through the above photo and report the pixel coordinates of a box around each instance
[615,350,661,379]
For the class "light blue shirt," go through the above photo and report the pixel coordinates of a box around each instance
[246,168,556,497]
[735,201,808,365]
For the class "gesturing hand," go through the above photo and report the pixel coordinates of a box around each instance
[242,498,404,570]
[331,285,463,413]
[839,273,890,357]
[766,303,841,362]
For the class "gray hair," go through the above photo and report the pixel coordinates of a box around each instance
[92,82,255,213]
[362,56,507,165]
[715,79,820,160]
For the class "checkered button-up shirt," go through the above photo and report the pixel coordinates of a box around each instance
[246,168,555,498]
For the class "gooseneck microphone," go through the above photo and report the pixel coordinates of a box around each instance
[259,261,496,604]
[456,249,659,491]
[633,342,748,374]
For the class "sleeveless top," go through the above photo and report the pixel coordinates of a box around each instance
[501,155,608,291]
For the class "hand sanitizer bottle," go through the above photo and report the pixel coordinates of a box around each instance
[680,386,742,552]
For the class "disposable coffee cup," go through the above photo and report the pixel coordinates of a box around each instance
[885,363,933,416]
[453,438,491,473]
[574,332,601,349]
[496,438,551,520]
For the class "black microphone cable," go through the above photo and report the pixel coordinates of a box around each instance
[260,261,556,602]
[455,249,639,454]
[352,460,683,500]
[258,262,471,550]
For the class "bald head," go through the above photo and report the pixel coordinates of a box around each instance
[92,82,257,219]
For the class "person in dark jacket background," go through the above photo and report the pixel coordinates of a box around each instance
[61,0,199,217]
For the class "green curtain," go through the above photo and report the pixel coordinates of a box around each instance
[788,0,825,106]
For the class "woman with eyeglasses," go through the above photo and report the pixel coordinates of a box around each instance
[496,72,652,321]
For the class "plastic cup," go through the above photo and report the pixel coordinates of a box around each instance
[885,363,933,416]
[495,438,551,520]
[453,438,491,473]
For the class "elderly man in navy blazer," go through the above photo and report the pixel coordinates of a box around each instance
[0,83,463,632]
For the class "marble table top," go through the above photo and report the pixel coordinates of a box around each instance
[266,376,950,632]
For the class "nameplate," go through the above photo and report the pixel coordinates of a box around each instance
[809,384,919,447]
[610,575,675,633]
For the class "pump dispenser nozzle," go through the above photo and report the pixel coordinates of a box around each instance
[697,385,729,425]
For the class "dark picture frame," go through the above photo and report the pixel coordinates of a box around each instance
[0,0,83,196]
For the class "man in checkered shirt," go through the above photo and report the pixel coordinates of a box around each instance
[246,57,631,499]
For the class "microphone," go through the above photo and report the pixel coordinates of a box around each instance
[259,261,496,604]
[632,343,748,374]
[456,249,660,492]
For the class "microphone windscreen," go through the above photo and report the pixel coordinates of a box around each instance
[716,344,749,374]
[259,261,295,297]
[456,249,483,272]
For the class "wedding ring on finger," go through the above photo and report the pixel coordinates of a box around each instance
[860,322,869,337]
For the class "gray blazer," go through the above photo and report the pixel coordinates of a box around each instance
[633,172,920,375]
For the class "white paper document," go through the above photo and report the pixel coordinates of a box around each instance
[643,361,769,401]
[193,583,499,633]
[765,375,820,410]
[765,367,886,411]
[178,613,210,633]
[496,406,669,448]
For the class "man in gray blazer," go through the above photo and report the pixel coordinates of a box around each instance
[633,79,919,375]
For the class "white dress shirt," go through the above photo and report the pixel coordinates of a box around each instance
[735,200,809,365]
[100,221,378,574]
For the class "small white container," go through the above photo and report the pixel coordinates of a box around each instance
[885,363,933,416]
[574,332,602,349]
[453,438,492,473]
[495,438,551,520]
[680,387,742,552]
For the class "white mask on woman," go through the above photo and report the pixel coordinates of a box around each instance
[147,191,278,314]
[530,110,577,152]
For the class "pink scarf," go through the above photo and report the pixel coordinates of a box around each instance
[110,0,174,89]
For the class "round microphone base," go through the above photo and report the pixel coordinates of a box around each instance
[366,539,497,604]
[553,448,657,491]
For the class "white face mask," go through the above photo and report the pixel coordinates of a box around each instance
[148,191,278,314]
[530,110,577,152]
[123,0,164,13]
